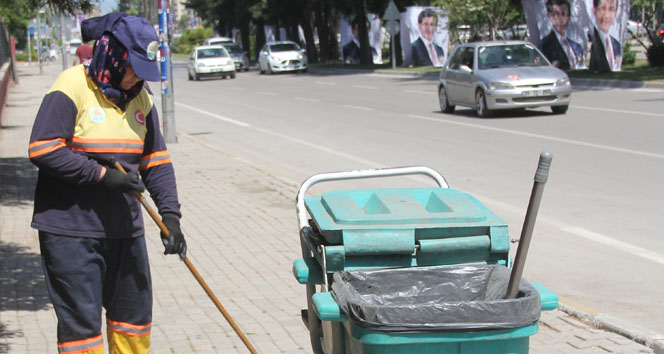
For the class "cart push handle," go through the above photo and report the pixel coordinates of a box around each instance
[506,151,552,299]
[296,166,449,229]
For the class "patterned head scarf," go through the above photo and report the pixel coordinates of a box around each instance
[85,33,143,111]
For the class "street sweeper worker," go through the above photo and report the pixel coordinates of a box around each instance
[28,13,186,354]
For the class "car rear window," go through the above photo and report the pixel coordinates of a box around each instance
[197,48,228,59]
[223,44,244,54]
[270,43,300,52]
[478,44,547,69]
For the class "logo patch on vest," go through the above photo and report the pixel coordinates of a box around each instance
[134,109,145,125]
[89,106,105,123]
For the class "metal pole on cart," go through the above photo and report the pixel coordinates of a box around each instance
[506,152,552,299]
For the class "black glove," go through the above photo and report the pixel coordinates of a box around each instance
[161,216,187,260]
[99,168,145,193]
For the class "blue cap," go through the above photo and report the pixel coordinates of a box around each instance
[82,13,161,82]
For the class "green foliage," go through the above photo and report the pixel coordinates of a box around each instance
[172,27,214,54]
[434,0,521,41]
[622,40,636,65]
[646,41,664,67]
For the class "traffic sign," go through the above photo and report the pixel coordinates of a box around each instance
[383,0,400,21]
[29,27,35,36]
[385,20,399,36]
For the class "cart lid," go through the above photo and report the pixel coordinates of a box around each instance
[305,188,506,231]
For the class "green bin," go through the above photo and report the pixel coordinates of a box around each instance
[292,167,558,354]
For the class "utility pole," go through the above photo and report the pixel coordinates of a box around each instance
[37,10,43,74]
[158,0,177,143]
[27,26,31,65]
[60,14,67,70]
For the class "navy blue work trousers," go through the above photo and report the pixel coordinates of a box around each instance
[39,232,153,345]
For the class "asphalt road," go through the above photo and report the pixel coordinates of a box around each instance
[160,63,664,334]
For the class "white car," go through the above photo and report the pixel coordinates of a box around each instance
[187,45,236,80]
[204,36,233,46]
[627,20,646,37]
[258,41,308,74]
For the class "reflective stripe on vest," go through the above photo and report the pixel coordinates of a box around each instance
[68,137,144,154]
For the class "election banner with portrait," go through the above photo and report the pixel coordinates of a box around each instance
[584,0,630,72]
[400,6,448,67]
[340,14,383,64]
[264,25,306,44]
[523,0,629,72]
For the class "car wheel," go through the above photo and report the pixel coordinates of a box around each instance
[302,68,308,73]
[188,71,193,81]
[230,72,236,79]
[551,105,569,114]
[439,86,455,113]
[475,89,491,117]
[194,73,200,81]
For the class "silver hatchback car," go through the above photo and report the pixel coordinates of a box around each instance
[438,41,572,117]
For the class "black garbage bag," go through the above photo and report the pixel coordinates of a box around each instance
[330,264,541,332]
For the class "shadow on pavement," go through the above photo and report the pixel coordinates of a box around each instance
[0,157,37,207]
[0,241,50,313]
[0,322,19,353]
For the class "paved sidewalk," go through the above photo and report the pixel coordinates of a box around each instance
[0,63,656,353]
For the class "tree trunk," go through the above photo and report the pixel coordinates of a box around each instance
[239,12,251,54]
[314,1,329,62]
[354,0,372,65]
[255,18,266,62]
[300,9,319,62]
[327,5,340,61]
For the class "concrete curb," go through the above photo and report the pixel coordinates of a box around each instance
[559,303,664,354]
[308,66,664,89]
[570,77,664,89]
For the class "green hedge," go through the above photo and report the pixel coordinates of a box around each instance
[647,42,664,67]
[172,27,214,54]
[622,41,636,66]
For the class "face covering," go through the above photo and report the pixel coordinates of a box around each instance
[85,33,143,111]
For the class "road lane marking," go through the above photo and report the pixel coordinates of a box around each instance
[343,104,374,111]
[562,226,664,266]
[404,89,433,94]
[629,88,664,93]
[258,91,278,96]
[170,102,663,267]
[295,96,319,102]
[173,101,251,127]
[352,85,378,90]
[315,81,336,86]
[572,105,664,118]
[408,114,664,159]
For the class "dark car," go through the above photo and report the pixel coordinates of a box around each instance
[222,43,250,72]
